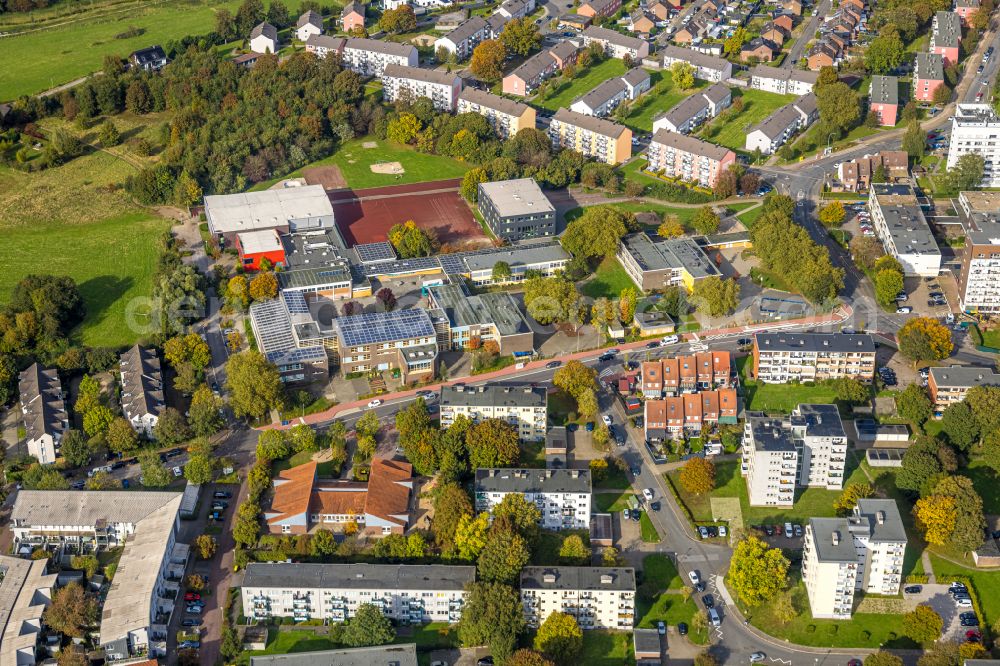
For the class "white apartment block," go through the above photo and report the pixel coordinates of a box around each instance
[868,183,942,277]
[741,405,848,507]
[520,567,636,630]
[581,26,651,60]
[948,104,1000,187]
[342,38,419,76]
[457,88,535,139]
[18,363,67,466]
[753,332,877,384]
[439,384,547,441]
[750,64,819,95]
[241,563,475,624]
[475,468,592,530]
[120,344,165,438]
[803,500,906,618]
[434,16,491,59]
[381,64,463,112]
[658,44,733,82]
[0,556,57,666]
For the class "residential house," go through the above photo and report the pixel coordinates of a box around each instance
[340,3,365,33]
[18,364,67,466]
[643,388,738,439]
[496,0,536,18]
[626,10,656,35]
[647,0,671,20]
[249,22,279,54]
[265,458,414,536]
[836,151,909,191]
[548,108,632,164]
[457,88,535,138]
[652,82,731,134]
[645,130,736,187]
[931,11,962,66]
[0,556,57,666]
[783,0,803,14]
[740,37,779,61]
[640,352,734,397]
[657,44,733,82]
[298,9,325,40]
[578,0,621,17]
[948,104,1000,187]
[913,52,946,103]
[128,46,168,71]
[869,75,899,126]
[773,13,795,32]
[233,52,264,68]
[750,64,819,95]
[673,15,709,42]
[434,16,491,59]
[581,25,650,60]
[305,34,347,59]
[928,365,1000,411]
[807,41,841,70]
[616,233,720,291]
[760,21,790,46]
[570,68,651,116]
[520,567,635,629]
[954,0,980,26]
[868,183,942,276]
[119,345,165,438]
[745,93,818,154]
[381,64,463,111]
[752,332,877,383]
[476,468,592,529]
[502,41,578,95]
[957,192,1000,314]
[440,385,547,440]
[247,646,419,666]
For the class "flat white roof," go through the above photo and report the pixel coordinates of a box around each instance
[204,185,334,235]
[239,229,284,255]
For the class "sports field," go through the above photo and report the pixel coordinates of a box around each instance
[330,180,489,249]
[0,0,244,100]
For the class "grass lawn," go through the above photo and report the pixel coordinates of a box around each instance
[642,553,682,590]
[696,88,797,153]
[580,257,639,299]
[237,629,339,663]
[929,555,1000,628]
[979,326,1000,349]
[594,491,633,513]
[637,593,707,644]
[742,379,840,413]
[736,205,763,227]
[595,464,632,490]
[565,201,705,232]
[535,58,628,111]
[639,512,661,543]
[272,451,338,477]
[394,622,458,649]
[548,389,584,426]
[741,575,917,648]
[519,440,547,469]
[622,72,707,133]
[579,630,636,666]
[960,460,1000,514]
[0,0,246,99]
[251,138,470,191]
[668,459,870,526]
[531,529,590,565]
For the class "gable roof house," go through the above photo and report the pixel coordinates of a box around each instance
[297,9,325,41]
[760,21,790,46]
[773,13,795,32]
[128,46,168,71]
[250,22,280,54]
[807,40,841,69]
[745,93,818,154]
[502,42,578,96]
[120,345,165,438]
[657,44,733,82]
[626,10,656,35]
[18,364,67,466]
[581,25,650,59]
[569,68,651,116]
[652,82,732,134]
[434,16,491,59]
[674,16,709,43]
[869,75,899,126]
[577,0,622,17]
[740,37,779,61]
[340,3,365,34]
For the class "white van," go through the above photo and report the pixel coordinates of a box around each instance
[708,608,721,626]
[784,523,793,538]
[662,335,679,345]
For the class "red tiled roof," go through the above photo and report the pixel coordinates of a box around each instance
[364,458,414,527]
[266,460,318,525]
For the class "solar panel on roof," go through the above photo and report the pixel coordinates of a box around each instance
[359,256,441,277]
[282,291,311,314]
[354,242,397,264]
[336,309,435,347]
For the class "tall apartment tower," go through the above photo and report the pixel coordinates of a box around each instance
[948,104,1000,187]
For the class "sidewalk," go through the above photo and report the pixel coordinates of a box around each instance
[261,304,853,430]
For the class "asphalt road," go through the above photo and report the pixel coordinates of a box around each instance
[784,0,832,70]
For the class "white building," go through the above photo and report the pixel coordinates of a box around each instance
[295,10,324,41]
[434,16,491,59]
[18,363,67,466]
[646,129,737,188]
[581,25,651,60]
[657,44,733,82]
[10,490,188,660]
[305,34,347,59]
[958,192,1000,314]
[120,344,165,438]
[570,68,650,117]
[750,64,819,95]
[520,567,636,630]
[652,82,731,134]
[741,404,848,507]
[868,183,942,277]
[752,332,877,384]
[475,468,592,530]
[803,499,907,618]
[745,93,817,154]
[496,0,535,18]
[249,22,280,54]
[457,88,535,139]
[381,64,463,111]
[342,37,419,76]
[439,384,547,440]
[241,563,475,624]
[948,104,1000,187]
[0,556,57,666]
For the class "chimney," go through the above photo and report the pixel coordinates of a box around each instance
[546,470,554,478]
[571,470,579,478]
[832,531,840,546]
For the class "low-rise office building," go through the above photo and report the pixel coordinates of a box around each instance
[803,499,906,618]
[752,332,877,383]
[520,567,635,629]
[440,384,547,440]
[0,556,57,666]
[334,308,439,382]
[616,233,720,292]
[265,458,414,536]
[457,242,569,286]
[548,109,632,165]
[745,93,818,154]
[643,388,739,440]
[750,65,819,96]
[241,563,475,624]
[427,283,534,355]
[119,345,165,438]
[457,88,535,139]
[640,352,734,397]
[656,45,733,82]
[652,83,731,134]
[381,64,463,112]
[868,183,942,277]
[645,130,736,188]
[10,490,188,660]
[741,404,848,506]
[475,468,592,529]
[570,68,651,117]
[581,25,650,60]
[18,363,67,466]
[477,178,556,240]
[928,365,1000,411]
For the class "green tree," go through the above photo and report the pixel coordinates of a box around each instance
[897,442,942,494]
[86,470,121,490]
[43,583,97,638]
[902,120,925,158]
[83,405,115,437]
[155,406,192,445]
[466,418,519,468]
[311,529,337,556]
[256,429,290,461]
[492,261,512,282]
[934,475,986,553]
[534,611,583,666]
[478,530,531,584]
[940,401,979,450]
[60,429,91,468]
[896,384,932,429]
[874,268,904,309]
[897,317,953,364]
[946,153,986,191]
[902,604,944,644]
[833,482,875,516]
[500,17,541,56]
[657,215,685,238]
[21,464,70,490]
[965,385,1000,434]
[492,493,542,543]
[723,26,748,57]
[379,5,416,33]
[833,377,869,404]
[508,650,556,666]
[691,277,739,317]
[471,39,506,82]
[195,534,218,559]
[691,206,720,235]
[387,113,421,145]
[695,652,720,666]
[288,424,317,452]
[728,535,790,607]
[106,417,138,452]
[226,351,283,420]
[164,333,212,371]
[454,512,490,561]
[433,483,474,552]
[461,167,488,202]
[819,201,846,227]
[139,450,173,488]
[188,385,225,436]
[184,454,215,484]
[865,33,905,73]
[816,82,861,133]
[98,119,120,147]
[561,205,634,260]
[458,582,526,663]
[70,554,99,578]
[850,235,885,271]
[558,534,589,565]
[343,602,395,646]
[865,652,903,666]
[670,60,695,89]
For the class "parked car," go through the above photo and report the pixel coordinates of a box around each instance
[662,335,679,345]
[211,503,227,512]
[650,501,661,512]
[678,622,688,635]
[719,525,727,537]
[688,571,701,585]
[630,509,641,521]
[646,341,660,349]
[181,619,202,627]
[546,360,562,368]
[750,653,767,663]
[367,399,382,408]
[957,598,973,607]
[904,585,922,594]
[793,524,803,537]
[602,415,612,426]
[642,488,655,501]
[702,594,714,608]
[184,593,201,601]
[172,466,183,477]
[657,621,666,635]
[213,491,232,499]
[585,422,595,431]
[179,640,201,649]
[763,525,775,536]
[699,526,709,538]
[961,617,980,627]
[623,508,631,522]
[186,606,203,615]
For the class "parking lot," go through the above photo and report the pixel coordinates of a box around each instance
[750,523,805,549]
[903,583,980,643]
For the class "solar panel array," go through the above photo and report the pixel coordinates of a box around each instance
[249,298,297,355]
[282,290,311,315]
[357,256,441,278]
[354,242,397,264]
[438,253,468,276]
[336,308,435,347]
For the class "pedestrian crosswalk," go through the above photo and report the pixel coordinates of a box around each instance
[598,367,616,381]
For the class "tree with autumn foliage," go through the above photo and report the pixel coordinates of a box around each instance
[913,494,957,545]
[897,317,953,364]
[679,457,716,494]
[727,535,789,607]
[471,39,506,82]
[819,201,846,227]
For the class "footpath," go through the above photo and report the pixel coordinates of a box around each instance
[261,304,853,430]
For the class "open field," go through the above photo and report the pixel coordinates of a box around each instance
[697,88,797,153]
[742,379,840,413]
[579,630,636,666]
[534,58,628,111]
[580,257,639,299]
[0,0,245,100]
[315,138,470,190]
[622,73,708,133]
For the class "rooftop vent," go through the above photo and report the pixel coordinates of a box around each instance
[600,574,614,584]
[543,573,557,583]
[832,531,840,546]
[877,511,885,525]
